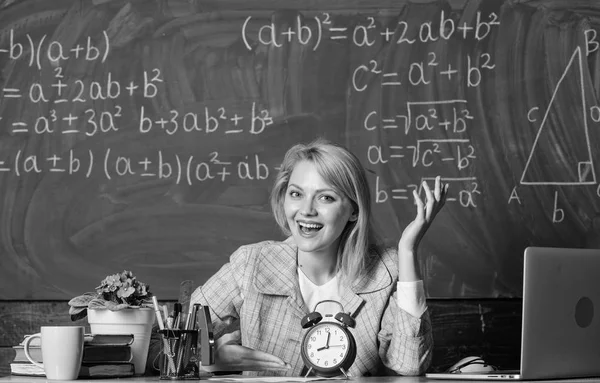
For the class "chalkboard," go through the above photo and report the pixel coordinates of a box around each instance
[1,0,599,300]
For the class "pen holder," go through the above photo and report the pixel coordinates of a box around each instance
[158,329,199,380]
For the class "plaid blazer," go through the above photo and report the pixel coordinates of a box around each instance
[191,239,433,377]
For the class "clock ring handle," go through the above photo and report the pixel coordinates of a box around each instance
[312,299,344,313]
[312,300,356,328]
[334,312,356,328]
[301,311,323,328]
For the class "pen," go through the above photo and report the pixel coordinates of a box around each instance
[162,305,171,329]
[173,303,182,329]
[185,303,199,330]
[152,296,165,330]
[178,280,194,322]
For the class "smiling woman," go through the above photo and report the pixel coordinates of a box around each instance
[270,142,372,290]
[189,138,448,378]
[281,160,358,285]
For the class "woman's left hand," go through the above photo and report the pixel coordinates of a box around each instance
[204,330,291,373]
[399,175,448,254]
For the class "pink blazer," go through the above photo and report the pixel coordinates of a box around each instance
[191,239,433,376]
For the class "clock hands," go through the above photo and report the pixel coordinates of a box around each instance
[317,332,330,351]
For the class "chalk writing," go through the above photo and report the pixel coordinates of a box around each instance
[2,0,600,302]
[0,147,272,186]
[0,29,109,69]
[242,11,501,51]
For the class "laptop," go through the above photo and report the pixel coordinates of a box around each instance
[426,246,600,380]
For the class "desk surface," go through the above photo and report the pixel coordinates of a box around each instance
[2,376,600,383]
[0,377,410,383]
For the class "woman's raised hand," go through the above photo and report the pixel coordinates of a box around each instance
[398,176,448,255]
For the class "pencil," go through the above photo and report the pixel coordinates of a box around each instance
[152,296,176,374]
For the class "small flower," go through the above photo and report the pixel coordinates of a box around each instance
[117,286,135,299]
[69,270,153,320]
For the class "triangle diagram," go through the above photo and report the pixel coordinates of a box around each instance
[520,46,596,185]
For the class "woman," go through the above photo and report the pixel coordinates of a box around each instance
[191,138,448,376]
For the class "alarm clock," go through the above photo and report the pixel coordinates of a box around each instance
[300,300,357,378]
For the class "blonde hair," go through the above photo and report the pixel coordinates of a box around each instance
[270,138,374,283]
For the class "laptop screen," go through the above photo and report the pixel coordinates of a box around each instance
[520,247,600,379]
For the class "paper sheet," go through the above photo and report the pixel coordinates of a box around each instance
[209,375,346,382]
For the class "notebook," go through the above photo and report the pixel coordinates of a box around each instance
[426,246,600,380]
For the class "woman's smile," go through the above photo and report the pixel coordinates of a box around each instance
[284,160,355,257]
[296,220,324,236]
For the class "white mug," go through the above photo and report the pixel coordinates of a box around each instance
[23,326,85,380]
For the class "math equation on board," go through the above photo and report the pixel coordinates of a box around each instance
[242,10,500,209]
[1,6,598,221]
[236,9,600,216]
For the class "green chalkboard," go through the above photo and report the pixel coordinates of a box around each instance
[1,0,599,299]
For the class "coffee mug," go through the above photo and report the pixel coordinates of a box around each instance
[23,326,85,380]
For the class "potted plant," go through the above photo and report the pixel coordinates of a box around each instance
[68,270,155,375]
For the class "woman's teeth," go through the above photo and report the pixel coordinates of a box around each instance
[299,222,323,233]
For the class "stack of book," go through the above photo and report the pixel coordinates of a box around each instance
[11,333,136,378]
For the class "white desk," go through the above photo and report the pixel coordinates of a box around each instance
[2,376,600,383]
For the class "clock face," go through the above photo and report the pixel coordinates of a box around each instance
[302,322,350,369]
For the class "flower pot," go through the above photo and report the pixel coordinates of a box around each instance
[87,307,155,375]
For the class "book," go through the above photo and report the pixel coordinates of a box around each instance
[79,362,135,378]
[18,333,133,347]
[12,333,134,363]
[82,344,133,363]
[84,333,134,346]
[10,362,134,378]
[12,333,135,378]
[13,344,132,363]
[12,347,43,363]
[10,362,45,377]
